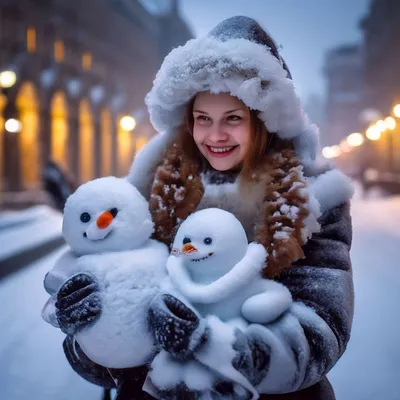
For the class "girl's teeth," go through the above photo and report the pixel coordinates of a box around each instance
[210,147,233,153]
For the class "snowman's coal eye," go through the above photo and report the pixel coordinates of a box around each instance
[204,237,212,245]
[183,237,191,245]
[80,212,91,223]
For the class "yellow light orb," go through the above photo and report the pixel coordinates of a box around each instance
[393,104,400,118]
[0,70,17,88]
[322,146,333,159]
[120,116,136,132]
[5,118,22,133]
[340,139,352,153]
[347,132,364,147]
[384,116,396,130]
[330,145,341,158]
[376,120,386,132]
[366,126,381,141]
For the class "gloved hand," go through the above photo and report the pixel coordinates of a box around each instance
[147,294,207,360]
[56,272,102,335]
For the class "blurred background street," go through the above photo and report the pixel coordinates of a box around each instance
[0,0,399,399]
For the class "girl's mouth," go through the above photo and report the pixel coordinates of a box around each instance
[206,145,238,158]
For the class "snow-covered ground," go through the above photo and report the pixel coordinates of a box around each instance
[0,205,63,262]
[0,247,103,400]
[0,187,399,399]
[329,187,400,400]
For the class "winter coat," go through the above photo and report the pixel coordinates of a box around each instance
[62,15,354,400]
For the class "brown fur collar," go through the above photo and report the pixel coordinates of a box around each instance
[149,138,310,279]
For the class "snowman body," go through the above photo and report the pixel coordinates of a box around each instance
[167,208,292,328]
[42,176,169,368]
[75,240,168,368]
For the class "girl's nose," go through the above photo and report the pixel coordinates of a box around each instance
[208,124,229,142]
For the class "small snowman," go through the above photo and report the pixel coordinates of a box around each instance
[42,176,169,368]
[146,208,293,400]
[165,208,292,329]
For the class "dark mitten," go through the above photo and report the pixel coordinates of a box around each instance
[56,272,102,335]
[147,294,207,360]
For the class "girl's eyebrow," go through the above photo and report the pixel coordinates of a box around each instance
[193,108,245,114]
[224,108,245,114]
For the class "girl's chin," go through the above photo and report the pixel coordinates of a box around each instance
[207,157,242,171]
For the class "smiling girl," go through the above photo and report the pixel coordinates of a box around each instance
[54,16,354,400]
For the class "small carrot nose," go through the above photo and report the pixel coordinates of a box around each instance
[97,211,113,229]
[182,243,197,254]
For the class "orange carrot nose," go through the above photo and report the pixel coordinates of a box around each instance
[97,211,114,229]
[182,243,197,254]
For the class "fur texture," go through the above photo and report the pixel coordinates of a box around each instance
[150,138,311,279]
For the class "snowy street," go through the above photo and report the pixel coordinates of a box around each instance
[0,188,399,400]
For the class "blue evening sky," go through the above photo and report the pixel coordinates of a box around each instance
[180,0,370,101]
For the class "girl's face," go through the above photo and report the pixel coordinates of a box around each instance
[192,92,251,171]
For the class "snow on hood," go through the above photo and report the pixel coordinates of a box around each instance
[145,16,322,170]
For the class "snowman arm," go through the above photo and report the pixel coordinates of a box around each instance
[44,250,78,295]
[241,280,292,324]
[167,243,267,304]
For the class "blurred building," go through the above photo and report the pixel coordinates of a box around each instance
[360,0,400,114]
[323,44,364,146]
[359,0,400,173]
[0,0,192,192]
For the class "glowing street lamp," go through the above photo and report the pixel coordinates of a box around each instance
[347,132,364,147]
[120,116,136,132]
[375,120,386,132]
[340,139,352,153]
[393,104,400,118]
[5,118,22,133]
[0,70,17,88]
[366,126,381,141]
[384,116,396,130]
[322,146,341,159]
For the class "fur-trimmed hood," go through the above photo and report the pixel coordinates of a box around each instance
[127,16,354,278]
[145,16,324,171]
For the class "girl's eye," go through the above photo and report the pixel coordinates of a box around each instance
[80,212,91,223]
[196,115,210,121]
[227,115,242,121]
[204,237,212,245]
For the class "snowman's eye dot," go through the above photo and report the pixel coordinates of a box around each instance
[110,208,118,218]
[80,212,91,223]
[183,237,191,245]
[204,237,212,245]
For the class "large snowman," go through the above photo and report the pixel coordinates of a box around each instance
[165,208,292,329]
[42,176,169,368]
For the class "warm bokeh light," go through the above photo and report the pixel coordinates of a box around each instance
[0,70,17,88]
[340,139,352,153]
[120,116,136,131]
[393,104,400,118]
[366,126,381,141]
[384,116,396,130]
[5,118,22,133]
[376,120,386,132]
[347,132,364,147]
[322,146,341,159]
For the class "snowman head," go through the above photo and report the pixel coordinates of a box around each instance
[63,177,154,255]
[172,208,248,282]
